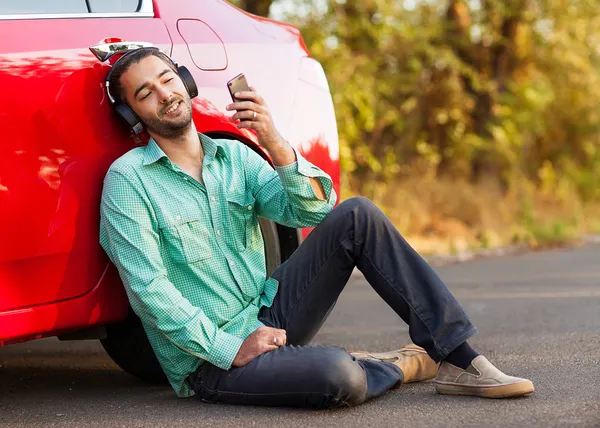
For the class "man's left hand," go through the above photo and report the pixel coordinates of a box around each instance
[226,87,286,150]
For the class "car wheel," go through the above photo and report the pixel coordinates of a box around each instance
[100,220,299,384]
[100,309,168,384]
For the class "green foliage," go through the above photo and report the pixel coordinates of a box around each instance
[263,0,600,205]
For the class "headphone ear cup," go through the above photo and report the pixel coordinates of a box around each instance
[177,65,198,99]
[115,103,144,135]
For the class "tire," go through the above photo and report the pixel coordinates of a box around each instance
[100,309,168,384]
[100,220,299,384]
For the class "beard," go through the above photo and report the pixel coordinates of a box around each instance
[140,93,193,139]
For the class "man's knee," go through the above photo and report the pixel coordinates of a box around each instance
[316,347,367,407]
[334,197,381,222]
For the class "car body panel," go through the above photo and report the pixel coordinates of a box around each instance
[0,17,172,315]
[0,0,340,345]
[177,19,228,71]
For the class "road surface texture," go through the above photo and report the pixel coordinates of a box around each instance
[2,244,599,428]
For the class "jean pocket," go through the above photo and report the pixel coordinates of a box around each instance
[161,218,212,264]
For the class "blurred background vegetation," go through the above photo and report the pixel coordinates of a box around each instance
[230,0,600,254]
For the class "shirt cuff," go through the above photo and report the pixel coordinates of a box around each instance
[207,329,244,370]
[274,147,333,201]
[259,277,279,308]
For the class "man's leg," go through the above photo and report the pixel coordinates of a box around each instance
[260,196,533,399]
[190,344,402,409]
[261,196,477,361]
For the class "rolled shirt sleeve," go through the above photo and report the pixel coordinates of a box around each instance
[246,145,337,227]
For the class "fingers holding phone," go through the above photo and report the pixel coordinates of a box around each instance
[228,97,265,122]
[225,73,283,148]
[226,73,266,122]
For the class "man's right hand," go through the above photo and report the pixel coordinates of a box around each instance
[232,326,287,367]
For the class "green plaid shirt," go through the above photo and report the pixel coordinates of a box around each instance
[99,134,336,397]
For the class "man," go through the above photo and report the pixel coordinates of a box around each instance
[99,48,534,408]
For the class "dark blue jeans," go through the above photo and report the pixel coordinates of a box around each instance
[190,197,477,409]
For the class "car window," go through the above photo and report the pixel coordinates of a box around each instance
[87,0,141,13]
[0,0,88,15]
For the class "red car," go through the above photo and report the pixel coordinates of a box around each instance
[0,0,340,382]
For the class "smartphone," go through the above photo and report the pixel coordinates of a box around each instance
[227,73,251,103]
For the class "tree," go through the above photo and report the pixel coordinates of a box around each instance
[233,0,274,17]
[282,0,600,204]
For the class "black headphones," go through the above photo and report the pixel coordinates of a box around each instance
[105,47,199,134]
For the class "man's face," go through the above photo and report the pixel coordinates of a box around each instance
[120,55,193,138]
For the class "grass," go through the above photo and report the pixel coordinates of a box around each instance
[340,175,598,256]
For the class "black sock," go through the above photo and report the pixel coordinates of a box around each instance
[444,342,479,370]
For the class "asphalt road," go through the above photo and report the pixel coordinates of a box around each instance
[2,244,600,428]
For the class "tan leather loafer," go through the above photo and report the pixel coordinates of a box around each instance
[435,355,534,398]
[351,344,439,383]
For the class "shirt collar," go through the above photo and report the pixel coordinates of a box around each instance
[142,137,167,166]
[200,133,229,160]
[142,133,228,167]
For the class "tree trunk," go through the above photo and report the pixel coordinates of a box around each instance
[473,0,528,181]
[445,0,529,183]
[238,0,273,17]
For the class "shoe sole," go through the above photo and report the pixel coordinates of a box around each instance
[435,380,535,398]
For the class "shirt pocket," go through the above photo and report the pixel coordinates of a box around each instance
[160,218,212,265]
[226,191,257,252]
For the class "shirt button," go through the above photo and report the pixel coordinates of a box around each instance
[247,205,253,211]
[216,230,221,237]
[175,215,181,221]
[211,196,216,201]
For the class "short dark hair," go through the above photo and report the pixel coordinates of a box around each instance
[108,48,177,103]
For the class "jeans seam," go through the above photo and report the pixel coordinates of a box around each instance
[362,251,446,359]
[199,384,337,398]
[197,384,342,406]
[280,235,354,324]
